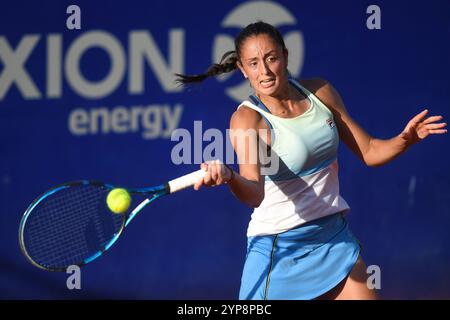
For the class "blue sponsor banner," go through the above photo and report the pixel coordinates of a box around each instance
[1,0,449,299]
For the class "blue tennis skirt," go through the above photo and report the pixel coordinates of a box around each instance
[239,212,361,300]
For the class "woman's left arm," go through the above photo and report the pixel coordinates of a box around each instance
[303,78,447,167]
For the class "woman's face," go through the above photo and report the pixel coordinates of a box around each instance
[237,34,289,97]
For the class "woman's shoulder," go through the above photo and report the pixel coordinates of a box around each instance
[230,103,265,130]
[297,78,341,108]
[297,77,329,95]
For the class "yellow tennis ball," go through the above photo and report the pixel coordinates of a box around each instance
[106,188,131,214]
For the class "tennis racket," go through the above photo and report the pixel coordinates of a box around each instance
[19,169,206,272]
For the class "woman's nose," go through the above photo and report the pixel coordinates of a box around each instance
[260,61,272,76]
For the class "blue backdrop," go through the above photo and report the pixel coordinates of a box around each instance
[1,0,449,299]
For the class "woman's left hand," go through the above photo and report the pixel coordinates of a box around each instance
[399,109,447,146]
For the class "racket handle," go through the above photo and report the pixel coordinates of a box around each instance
[168,169,206,193]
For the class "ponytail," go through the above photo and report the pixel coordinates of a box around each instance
[175,50,238,85]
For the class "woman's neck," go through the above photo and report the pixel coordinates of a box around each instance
[256,84,306,117]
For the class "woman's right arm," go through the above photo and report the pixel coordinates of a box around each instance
[194,106,265,208]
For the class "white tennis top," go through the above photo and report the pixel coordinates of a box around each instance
[238,78,350,236]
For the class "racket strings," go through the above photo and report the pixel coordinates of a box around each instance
[23,185,124,270]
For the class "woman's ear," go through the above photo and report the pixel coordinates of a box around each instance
[236,60,248,79]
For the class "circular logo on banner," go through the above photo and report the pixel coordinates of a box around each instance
[213,0,305,102]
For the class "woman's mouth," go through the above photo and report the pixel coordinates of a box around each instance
[260,78,275,88]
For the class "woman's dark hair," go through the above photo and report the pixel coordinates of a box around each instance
[175,21,287,85]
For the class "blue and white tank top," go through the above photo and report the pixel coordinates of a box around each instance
[237,78,350,236]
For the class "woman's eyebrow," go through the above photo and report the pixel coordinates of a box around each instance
[245,50,277,62]
[264,50,277,57]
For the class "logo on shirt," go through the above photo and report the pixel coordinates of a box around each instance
[326,118,335,129]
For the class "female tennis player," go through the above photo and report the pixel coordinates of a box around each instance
[176,21,447,300]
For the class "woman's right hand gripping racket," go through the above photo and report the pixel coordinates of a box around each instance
[18,169,206,272]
